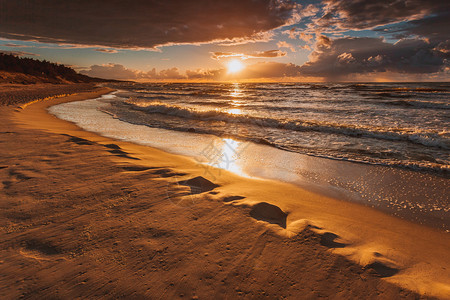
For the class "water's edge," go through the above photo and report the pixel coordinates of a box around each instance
[48,94,450,232]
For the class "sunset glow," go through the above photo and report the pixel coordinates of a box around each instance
[1,1,449,298]
[0,1,448,82]
[227,59,244,74]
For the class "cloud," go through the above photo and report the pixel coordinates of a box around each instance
[211,52,245,60]
[299,35,448,79]
[376,11,450,45]
[80,64,189,80]
[252,50,287,58]
[241,62,301,79]
[277,41,296,52]
[80,64,139,80]
[282,28,314,43]
[148,67,185,80]
[299,33,314,43]
[186,69,225,80]
[318,0,448,30]
[0,50,39,57]
[300,45,311,51]
[193,62,303,80]
[434,40,450,56]
[211,50,286,60]
[94,49,118,54]
[216,31,275,46]
[80,61,305,81]
[0,0,301,49]
[1,43,29,48]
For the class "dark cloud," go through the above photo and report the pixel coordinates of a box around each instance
[318,0,448,30]
[299,36,448,79]
[301,1,450,79]
[434,40,450,58]
[405,12,450,40]
[0,0,300,49]
[376,11,450,45]
[211,50,286,60]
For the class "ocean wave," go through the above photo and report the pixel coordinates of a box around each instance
[104,105,450,176]
[125,100,450,150]
[390,87,449,93]
[279,145,450,175]
[382,99,449,109]
[255,84,330,90]
[375,92,413,98]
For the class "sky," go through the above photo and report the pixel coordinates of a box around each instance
[0,0,449,82]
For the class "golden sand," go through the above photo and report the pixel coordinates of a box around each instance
[0,86,448,298]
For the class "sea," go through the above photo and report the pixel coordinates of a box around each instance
[104,82,449,174]
[49,82,450,231]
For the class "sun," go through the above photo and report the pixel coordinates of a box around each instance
[227,59,244,73]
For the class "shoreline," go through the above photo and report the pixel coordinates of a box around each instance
[1,87,449,298]
[49,92,449,232]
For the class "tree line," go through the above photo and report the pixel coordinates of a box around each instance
[0,53,97,83]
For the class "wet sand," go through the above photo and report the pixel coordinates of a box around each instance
[0,87,449,298]
[48,95,450,232]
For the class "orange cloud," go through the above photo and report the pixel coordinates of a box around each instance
[210,50,287,60]
[80,61,304,81]
[282,28,314,43]
[277,41,296,52]
[94,49,118,54]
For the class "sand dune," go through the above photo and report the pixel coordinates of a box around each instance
[0,87,448,298]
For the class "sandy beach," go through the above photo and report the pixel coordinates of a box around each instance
[0,86,449,299]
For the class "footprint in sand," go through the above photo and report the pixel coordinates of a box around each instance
[365,261,399,277]
[319,232,348,249]
[249,202,288,229]
[19,238,66,262]
[64,134,94,146]
[178,176,219,195]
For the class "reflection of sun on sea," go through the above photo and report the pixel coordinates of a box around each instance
[205,138,246,176]
[229,83,244,113]
[227,108,242,115]
[230,83,244,98]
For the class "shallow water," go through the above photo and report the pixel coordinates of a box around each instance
[102,82,450,175]
[49,93,450,232]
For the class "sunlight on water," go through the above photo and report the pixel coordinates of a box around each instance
[227,108,243,115]
[229,84,244,113]
[229,83,244,98]
[204,138,247,176]
[49,93,450,231]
